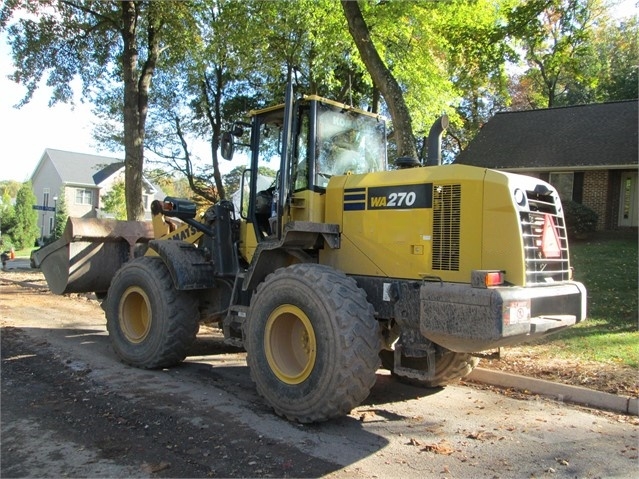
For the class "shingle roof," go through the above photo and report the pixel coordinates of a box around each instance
[42,148,124,186]
[455,100,638,169]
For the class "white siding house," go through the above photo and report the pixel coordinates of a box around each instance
[30,149,164,241]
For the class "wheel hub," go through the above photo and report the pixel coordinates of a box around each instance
[264,304,316,384]
[119,286,152,343]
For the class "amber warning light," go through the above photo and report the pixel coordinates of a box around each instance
[471,270,504,288]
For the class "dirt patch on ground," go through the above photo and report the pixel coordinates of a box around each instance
[479,347,638,398]
[2,266,637,399]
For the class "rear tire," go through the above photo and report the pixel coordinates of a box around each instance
[245,264,381,423]
[105,257,199,369]
[380,349,479,388]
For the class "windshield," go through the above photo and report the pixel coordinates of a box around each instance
[315,103,386,187]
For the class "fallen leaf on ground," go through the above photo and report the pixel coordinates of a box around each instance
[421,440,454,455]
[142,461,171,473]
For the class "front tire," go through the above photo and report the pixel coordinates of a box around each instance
[245,264,381,423]
[105,257,199,369]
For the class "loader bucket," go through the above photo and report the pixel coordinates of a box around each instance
[33,217,154,295]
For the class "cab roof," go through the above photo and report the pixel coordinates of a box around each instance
[248,95,386,122]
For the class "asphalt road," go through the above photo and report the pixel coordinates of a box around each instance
[1,278,637,478]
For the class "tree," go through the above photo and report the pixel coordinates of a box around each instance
[434,0,517,157]
[146,0,360,201]
[10,182,39,250]
[0,191,16,248]
[53,190,68,240]
[508,0,608,108]
[223,166,247,199]
[144,168,191,199]
[341,0,418,161]
[588,16,638,101]
[2,1,200,220]
[0,180,22,199]
[142,0,254,202]
[101,181,128,220]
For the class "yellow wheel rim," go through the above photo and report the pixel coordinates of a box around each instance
[264,304,316,385]
[119,286,152,343]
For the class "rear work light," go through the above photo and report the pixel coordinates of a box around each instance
[471,270,505,288]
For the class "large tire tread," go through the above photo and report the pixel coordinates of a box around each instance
[106,257,199,369]
[245,264,381,423]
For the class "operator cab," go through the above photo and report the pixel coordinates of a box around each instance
[227,95,387,245]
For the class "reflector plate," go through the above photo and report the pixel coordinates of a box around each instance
[541,215,561,258]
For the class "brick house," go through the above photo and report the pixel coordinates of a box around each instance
[30,148,163,241]
[455,100,638,231]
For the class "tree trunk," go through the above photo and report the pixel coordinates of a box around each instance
[121,2,144,221]
[341,0,417,161]
[120,1,160,220]
[203,67,225,200]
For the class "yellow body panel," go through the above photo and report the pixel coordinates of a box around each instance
[481,170,527,285]
[319,165,528,286]
[289,189,326,224]
[239,222,259,263]
[146,214,204,258]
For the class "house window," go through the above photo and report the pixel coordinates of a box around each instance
[75,188,93,205]
[43,188,50,207]
[49,217,54,235]
[549,172,574,200]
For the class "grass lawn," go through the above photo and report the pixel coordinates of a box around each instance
[13,247,38,258]
[529,232,638,368]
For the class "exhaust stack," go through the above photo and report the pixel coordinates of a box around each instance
[425,115,449,166]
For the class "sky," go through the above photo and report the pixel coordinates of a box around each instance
[0,0,636,184]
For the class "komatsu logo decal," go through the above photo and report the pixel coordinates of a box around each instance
[167,225,199,240]
[344,184,433,211]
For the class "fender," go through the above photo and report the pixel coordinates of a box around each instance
[149,240,217,290]
[242,221,340,291]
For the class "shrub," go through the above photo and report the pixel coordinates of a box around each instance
[563,200,598,240]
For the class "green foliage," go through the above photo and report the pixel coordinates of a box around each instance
[508,0,600,107]
[54,189,68,239]
[589,16,639,102]
[506,0,637,108]
[223,166,246,199]
[563,200,598,239]
[10,182,39,250]
[0,191,16,248]
[0,180,22,199]
[101,181,127,220]
[143,169,191,199]
[434,0,518,156]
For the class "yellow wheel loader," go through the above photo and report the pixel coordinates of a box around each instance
[35,83,586,423]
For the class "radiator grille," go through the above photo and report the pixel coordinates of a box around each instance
[520,190,571,284]
[432,184,461,271]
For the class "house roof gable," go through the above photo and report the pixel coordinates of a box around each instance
[41,148,124,186]
[455,100,638,169]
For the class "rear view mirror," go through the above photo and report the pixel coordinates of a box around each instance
[220,131,235,160]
